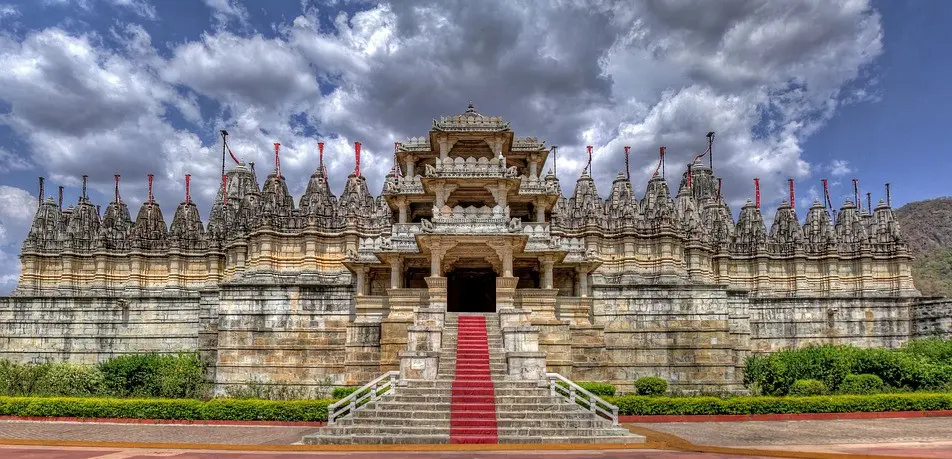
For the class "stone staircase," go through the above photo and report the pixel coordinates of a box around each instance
[303,312,642,444]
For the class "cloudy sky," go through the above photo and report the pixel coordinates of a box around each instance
[0,0,949,294]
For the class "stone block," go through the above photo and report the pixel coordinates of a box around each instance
[399,350,439,380]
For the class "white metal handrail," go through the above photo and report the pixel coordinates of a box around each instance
[328,371,399,424]
[546,373,619,426]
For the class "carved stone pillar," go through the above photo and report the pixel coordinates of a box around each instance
[404,154,417,179]
[535,197,546,222]
[396,197,408,224]
[528,160,538,179]
[425,276,447,311]
[390,257,403,289]
[540,257,555,289]
[355,266,369,296]
[577,267,589,297]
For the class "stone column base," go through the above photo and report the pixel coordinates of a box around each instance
[502,325,541,353]
[506,351,547,381]
[399,350,440,380]
[406,324,442,352]
[498,307,532,328]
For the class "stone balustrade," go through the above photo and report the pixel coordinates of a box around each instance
[382,175,425,195]
[424,156,518,179]
[517,176,559,195]
[419,204,522,235]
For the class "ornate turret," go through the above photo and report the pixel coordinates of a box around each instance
[259,170,295,229]
[679,159,718,204]
[130,200,168,249]
[674,184,704,241]
[869,199,903,247]
[169,202,204,248]
[66,194,100,251]
[640,174,675,226]
[732,200,767,252]
[207,162,258,241]
[768,200,803,250]
[99,180,133,251]
[604,173,639,232]
[337,173,380,230]
[834,200,868,248]
[299,161,339,229]
[563,172,603,231]
[23,197,63,253]
[702,197,734,247]
[802,200,836,251]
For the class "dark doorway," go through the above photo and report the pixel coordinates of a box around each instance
[447,268,496,313]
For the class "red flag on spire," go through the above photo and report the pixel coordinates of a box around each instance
[185,174,191,203]
[754,178,760,209]
[788,178,796,210]
[274,142,281,177]
[147,174,154,203]
[355,141,362,176]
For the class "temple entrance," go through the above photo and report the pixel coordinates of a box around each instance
[447,268,496,313]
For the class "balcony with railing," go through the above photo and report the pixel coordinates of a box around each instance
[423,156,519,180]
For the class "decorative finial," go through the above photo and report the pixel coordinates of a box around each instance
[354,141,361,177]
[623,146,630,181]
[754,177,760,209]
[789,178,796,210]
[147,174,154,204]
[273,142,281,177]
[585,145,593,174]
[58,186,64,210]
[114,174,121,203]
[185,174,191,204]
[38,177,44,206]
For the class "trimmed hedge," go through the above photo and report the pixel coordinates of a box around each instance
[839,374,885,395]
[606,393,952,416]
[634,377,668,396]
[1,393,950,421]
[789,379,828,396]
[578,382,616,397]
[0,396,331,421]
[331,387,360,399]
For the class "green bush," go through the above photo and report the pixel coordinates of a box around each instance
[901,338,952,364]
[0,361,104,397]
[332,387,360,399]
[578,382,616,397]
[634,377,668,396]
[98,353,207,399]
[606,393,952,416]
[0,396,330,421]
[34,363,104,397]
[743,340,952,395]
[839,374,886,395]
[788,379,828,396]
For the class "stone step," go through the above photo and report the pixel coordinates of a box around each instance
[497,435,642,444]
[350,410,608,422]
[370,402,591,413]
[388,395,561,404]
[314,425,631,438]
[303,434,450,445]
[336,416,612,430]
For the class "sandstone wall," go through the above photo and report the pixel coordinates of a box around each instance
[585,283,747,393]
[913,299,952,337]
[748,296,915,353]
[0,295,200,364]
[209,282,355,397]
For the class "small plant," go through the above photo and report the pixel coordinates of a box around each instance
[634,377,667,396]
[332,387,360,399]
[577,382,616,397]
[839,374,885,395]
[788,379,828,396]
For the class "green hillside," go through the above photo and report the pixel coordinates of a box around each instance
[894,197,952,298]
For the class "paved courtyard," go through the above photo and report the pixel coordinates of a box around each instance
[0,417,950,458]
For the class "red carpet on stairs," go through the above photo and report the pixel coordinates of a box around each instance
[449,315,498,444]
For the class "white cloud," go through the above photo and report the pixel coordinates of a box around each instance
[0,0,887,293]
[830,159,852,176]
